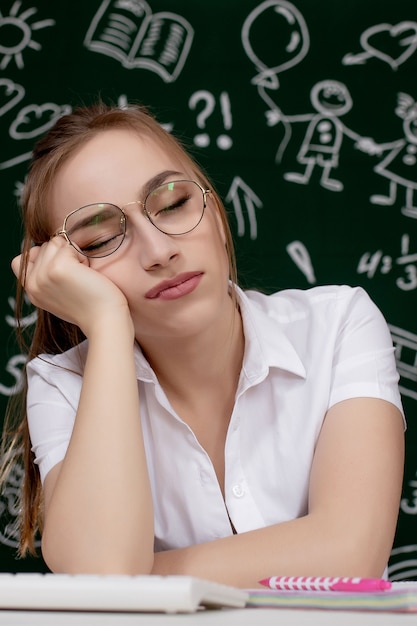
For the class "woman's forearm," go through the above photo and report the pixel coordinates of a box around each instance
[41,311,154,574]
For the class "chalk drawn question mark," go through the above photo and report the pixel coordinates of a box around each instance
[189,90,215,148]
[188,90,233,149]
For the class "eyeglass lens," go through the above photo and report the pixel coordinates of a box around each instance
[63,180,206,258]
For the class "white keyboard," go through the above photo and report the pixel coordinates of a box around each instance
[0,573,248,613]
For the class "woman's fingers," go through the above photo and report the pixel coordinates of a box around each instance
[10,253,22,279]
[11,237,128,333]
[11,236,70,281]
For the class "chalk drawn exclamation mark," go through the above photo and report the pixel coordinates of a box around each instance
[217,91,233,150]
[286,240,316,284]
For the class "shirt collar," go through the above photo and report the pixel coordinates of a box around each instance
[134,344,156,383]
[237,286,306,381]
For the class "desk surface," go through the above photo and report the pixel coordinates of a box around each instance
[0,608,416,626]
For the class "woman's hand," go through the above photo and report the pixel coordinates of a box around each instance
[11,236,131,338]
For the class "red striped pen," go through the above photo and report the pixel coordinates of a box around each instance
[259,576,392,592]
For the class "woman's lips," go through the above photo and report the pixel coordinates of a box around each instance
[145,272,203,300]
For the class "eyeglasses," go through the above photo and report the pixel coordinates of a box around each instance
[54,179,211,259]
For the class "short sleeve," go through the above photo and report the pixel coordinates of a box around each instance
[328,287,404,420]
[26,354,83,484]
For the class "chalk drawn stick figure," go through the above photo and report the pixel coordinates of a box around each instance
[358,93,417,219]
[283,80,361,192]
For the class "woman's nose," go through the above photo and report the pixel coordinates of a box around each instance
[127,209,180,270]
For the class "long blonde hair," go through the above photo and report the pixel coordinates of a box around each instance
[0,101,237,556]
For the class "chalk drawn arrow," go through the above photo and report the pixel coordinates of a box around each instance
[225,176,262,240]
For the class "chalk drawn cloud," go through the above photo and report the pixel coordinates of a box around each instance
[10,103,71,140]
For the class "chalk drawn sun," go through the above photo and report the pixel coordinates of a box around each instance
[0,1,54,70]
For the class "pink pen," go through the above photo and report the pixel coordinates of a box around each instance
[259,576,392,592]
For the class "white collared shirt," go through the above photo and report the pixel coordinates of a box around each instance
[27,285,404,551]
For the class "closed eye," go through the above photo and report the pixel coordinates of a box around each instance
[153,193,191,218]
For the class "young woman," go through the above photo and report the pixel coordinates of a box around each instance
[5,102,405,587]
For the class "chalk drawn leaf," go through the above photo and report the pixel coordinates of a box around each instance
[0,80,25,117]
[361,22,417,70]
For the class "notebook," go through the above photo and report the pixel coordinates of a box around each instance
[0,573,248,613]
[247,581,417,613]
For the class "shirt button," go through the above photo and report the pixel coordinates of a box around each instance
[232,484,245,498]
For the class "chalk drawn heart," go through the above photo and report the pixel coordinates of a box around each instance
[361,22,417,70]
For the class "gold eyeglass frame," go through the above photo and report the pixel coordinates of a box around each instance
[54,179,211,258]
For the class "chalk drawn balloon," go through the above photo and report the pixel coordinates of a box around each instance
[242,0,309,88]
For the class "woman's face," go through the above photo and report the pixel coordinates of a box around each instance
[48,129,231,344]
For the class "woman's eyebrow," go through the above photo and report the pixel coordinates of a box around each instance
[141,170,184,198]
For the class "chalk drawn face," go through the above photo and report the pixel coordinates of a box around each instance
[404,116,417,144]
[242,0,309,86]
[311,80,353,116]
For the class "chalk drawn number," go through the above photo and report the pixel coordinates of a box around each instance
[397,264,417,291]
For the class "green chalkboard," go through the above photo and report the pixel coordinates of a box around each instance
[0,0,416,577]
